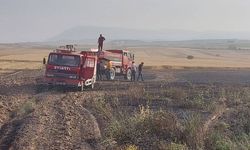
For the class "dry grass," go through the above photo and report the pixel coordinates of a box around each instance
[97,83,250,149]
[0,45,50,74]
[205,106,250,150]
[104,106,183,149]
[130,47,250,68]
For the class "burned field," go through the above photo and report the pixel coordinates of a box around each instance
[0,69,250,150]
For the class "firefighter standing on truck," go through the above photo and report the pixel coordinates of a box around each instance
[98,34,105,51]
[106,60,112,80]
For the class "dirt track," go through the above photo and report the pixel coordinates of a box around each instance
[0,70,102,149]
[0,68,250,149]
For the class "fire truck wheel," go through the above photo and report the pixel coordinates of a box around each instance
[89,78,95,89]
[125,69,132,80]
[80,84,84,91]
[85,83,94,90]
[78,82,85,91]
[91,83,95,89]
[110,68,116,80]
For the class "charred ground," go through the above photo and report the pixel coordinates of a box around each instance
[0,68,250,150]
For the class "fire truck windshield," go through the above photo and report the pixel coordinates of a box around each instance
[48,54,80,67]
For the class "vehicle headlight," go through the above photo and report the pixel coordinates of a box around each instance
[69,75,77,79]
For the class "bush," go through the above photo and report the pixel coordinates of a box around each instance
[187,55,194,59]
[123,144,138,150]
[127,85,145,100]
[104,106,182,148]
[88,96,113,120]
[166,87,216,111]
[165,88,188,101]
[222,87,250,107]
[205,132,231,150]
[205,111,250,150]
[158,142,188,150]
[226,107,250,136]
[11,100,35,118]
[183,114,203,149]
[232,134,250,150]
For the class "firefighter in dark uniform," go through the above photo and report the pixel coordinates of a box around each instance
[97,61,101,80]
[98,34,105,51]
[137,62,144,81]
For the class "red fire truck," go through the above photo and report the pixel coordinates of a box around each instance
[44,46,97,91]
[98,50,134,80]
[42,45,134,91]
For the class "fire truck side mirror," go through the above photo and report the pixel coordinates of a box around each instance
[43,58,46,65]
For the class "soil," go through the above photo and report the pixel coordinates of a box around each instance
[0,68,250,149]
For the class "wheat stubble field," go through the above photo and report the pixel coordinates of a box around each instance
[131,47,250,68]
[1,44,250,74]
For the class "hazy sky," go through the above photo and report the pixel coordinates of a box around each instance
[1,0,250,42]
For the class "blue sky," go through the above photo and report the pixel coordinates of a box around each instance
[0,0,250,42]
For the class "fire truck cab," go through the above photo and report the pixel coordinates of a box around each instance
[44,46,97,91]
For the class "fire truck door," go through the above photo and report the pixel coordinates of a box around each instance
[83,58,96,79]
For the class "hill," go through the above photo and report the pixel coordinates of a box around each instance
[48,26,250,42]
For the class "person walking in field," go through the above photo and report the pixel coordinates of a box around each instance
[98,34,105,51]
[137,62,144,81]
[131,61,137,81]
[43,57,46,65]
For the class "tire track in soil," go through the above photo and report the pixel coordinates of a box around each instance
[0,69,102,149]
[0,70,40,149]
[1,70,23,78]
[34,92,101,150]
[0,90,102,150]
[0,70,39,127]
